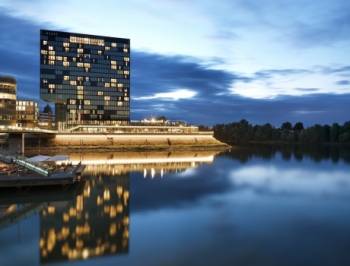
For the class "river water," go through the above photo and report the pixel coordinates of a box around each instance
[0,146,350,266]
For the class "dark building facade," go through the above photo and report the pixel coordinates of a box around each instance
[0,76,17,126]
[40,30,130,128]
[38,104,55,129]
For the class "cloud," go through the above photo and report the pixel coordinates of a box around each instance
[0,9,349,126]
[231,66,350,99]
[0,11,40,99]
[134,88,197,101]
[293,3,350,47]
[253,69,312,80]
[336,80,350,85]
[132,51,236,98]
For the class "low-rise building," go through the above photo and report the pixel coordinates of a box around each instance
[0,76,17,126]
[16,100,39,128]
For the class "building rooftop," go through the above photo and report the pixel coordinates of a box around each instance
[0,76,16,84]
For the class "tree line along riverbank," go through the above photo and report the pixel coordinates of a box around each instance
[212,120,350,145]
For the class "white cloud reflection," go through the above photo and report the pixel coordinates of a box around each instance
[230,165,350,196]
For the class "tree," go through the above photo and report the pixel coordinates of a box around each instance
[330,123,340,142]
[281,122,292,131]
[293,122,304,131]
[156,115,167,121]
[43,104,53,114]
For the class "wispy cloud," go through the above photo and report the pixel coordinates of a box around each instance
[134,89,197,101]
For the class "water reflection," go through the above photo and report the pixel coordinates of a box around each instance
[1,147,350,266]
[40,175,129,264]
[0,150,219,265]
[61,150,218,177]
[225,144,350,163]
[0,186,81,231]
[230,165,350,196]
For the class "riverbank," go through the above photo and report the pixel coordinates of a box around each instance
[23,133,230,153]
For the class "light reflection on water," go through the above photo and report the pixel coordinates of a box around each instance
[1,146,350,266]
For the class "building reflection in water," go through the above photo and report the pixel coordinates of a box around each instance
[39,174,130,264]
[0,150,218,264]
[62,150,218,178]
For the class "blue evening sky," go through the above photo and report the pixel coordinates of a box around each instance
[0,0,349,125]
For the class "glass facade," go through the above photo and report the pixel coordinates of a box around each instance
[40,30,130,128]
[0,76,17,126]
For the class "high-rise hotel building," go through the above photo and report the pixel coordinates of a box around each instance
[40,30,130,128]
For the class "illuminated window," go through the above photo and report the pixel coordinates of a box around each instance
[105,83,110,88]
[48,46,53,51]
[117,83,123,88]
[97,91,103,96]
[77,62,84,67]
[104,96,110,101]
[43,40,47,45]
[70,80,77,85]
[63,61,70,67]
[111,43,117,47]
[41,50,48,55]
[48,84,55,89]
[84,100,90,105]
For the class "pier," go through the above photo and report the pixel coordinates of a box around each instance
[0,154,85,188]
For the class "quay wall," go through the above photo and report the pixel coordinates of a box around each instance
[51,132,228,149]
